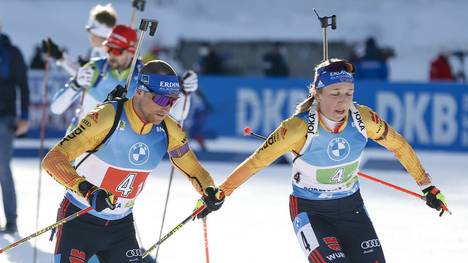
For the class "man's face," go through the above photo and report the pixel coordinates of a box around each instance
[106,46,133,71]
[134,90,178,124]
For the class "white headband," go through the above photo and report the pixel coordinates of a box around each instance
[85,17,112,38]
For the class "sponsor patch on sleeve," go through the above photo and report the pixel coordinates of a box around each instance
[168,143,190,158]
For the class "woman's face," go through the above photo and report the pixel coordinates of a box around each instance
[315,82,354,122]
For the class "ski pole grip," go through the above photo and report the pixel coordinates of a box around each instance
[149,20,159,36]
[139,19,149,31]
[331,15,337,29]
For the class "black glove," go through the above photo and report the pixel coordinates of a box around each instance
[78,56,89,67]
[196,186,225,219]
[79,181,116,212]
[132,0,146,11]
[41,37,63,60]
[422,185,447,216]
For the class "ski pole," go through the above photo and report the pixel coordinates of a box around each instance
[123,18,158,97]
[313,9,336,61]
[242,127,452,215]
[154,94,190,261]
[202,218,210,263]
[356,171,452,215]
[129,0,146,29]
[0,207,93,254]
[143,203,207,259]
[32,52,50,263]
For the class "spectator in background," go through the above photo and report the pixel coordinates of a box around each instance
[430,51,454,81]
[262,42,290,77]
[196,42,225,75]
[142,45,184,73]
[0,28,30,234]
[30,44,46,69]
[354,37,391,80]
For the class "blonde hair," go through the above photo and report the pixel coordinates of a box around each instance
[293,58,354,115]
[90,4,118,28]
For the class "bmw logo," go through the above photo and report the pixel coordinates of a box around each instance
[327,137,350,161]
[128,142,150,165]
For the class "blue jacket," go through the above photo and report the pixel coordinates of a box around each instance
[0,33,29,119]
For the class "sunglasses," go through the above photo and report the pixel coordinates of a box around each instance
[319,60,355,74]
[107,47,126,56]
[151,93,179,107]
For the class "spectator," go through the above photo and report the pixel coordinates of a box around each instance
[354,37,390,80]
[430,51,454,81]
[196,42,224,75]
[0,28,30,234]
[262,42,290,77]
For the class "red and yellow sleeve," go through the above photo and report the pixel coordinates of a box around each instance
[41,104,115,195]
[357,105,431,186]
[220,117,308,196]
[165,117,215,195]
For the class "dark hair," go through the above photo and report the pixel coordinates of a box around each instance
[141,60,177,76]
[91,4,117,28]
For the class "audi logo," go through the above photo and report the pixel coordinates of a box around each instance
[126,248,143,258]
[360,239,380,249]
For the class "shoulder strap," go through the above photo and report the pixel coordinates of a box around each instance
[74,98,127,169]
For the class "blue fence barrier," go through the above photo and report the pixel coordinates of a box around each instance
[25,70,468,152]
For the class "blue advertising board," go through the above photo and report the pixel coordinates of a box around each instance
[25,70,468,152]
[197,76,468,152]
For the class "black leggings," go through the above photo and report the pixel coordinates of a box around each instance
[53,198,142,263]
[289,191,385,263]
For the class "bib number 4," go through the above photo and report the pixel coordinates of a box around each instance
[116,173,136,197]
[331,168,344,183]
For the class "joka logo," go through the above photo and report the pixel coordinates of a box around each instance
[352,110,365,131]
[307,112,317,134]
[323,237,341,251]
[361,239,381,250]
[327,137,350,161]
[128,142,150,165]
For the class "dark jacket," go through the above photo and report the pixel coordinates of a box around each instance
[0,33,29,119]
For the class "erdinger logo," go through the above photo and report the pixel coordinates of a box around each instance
[126,248,143,258]
[129,142,150,165]
[361,239,381,250]
[160,81,179,88]
[327,137,350,161]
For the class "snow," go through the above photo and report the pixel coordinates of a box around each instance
[1,0,468,261]
[1,0,468,81]
[0,148,467,262]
